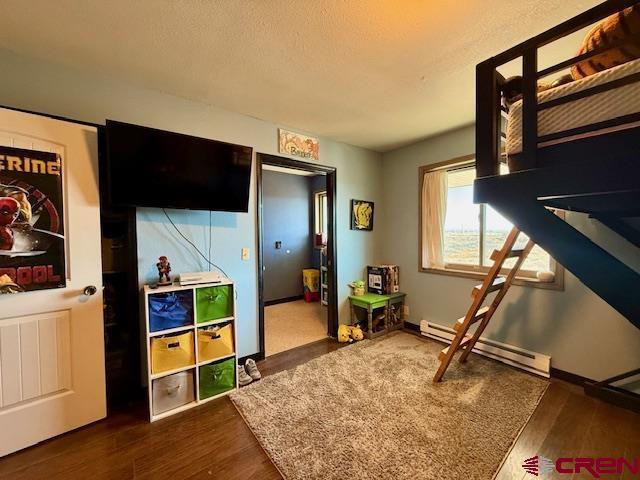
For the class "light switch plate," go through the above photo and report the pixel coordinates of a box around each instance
[241,247,250,260]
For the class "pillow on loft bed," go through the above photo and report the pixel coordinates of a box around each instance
[571,5,640,79]
[502,5,640,110]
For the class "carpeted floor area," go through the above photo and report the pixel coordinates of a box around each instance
[265,299,327,356]
[231,332,549,480]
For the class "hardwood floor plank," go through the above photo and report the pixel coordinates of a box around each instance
[495,381,571,480]
[537,390,598,480]
[0,336,638,480]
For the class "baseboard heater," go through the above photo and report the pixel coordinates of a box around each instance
[420,320,551,378]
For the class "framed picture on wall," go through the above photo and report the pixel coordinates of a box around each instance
[350,199,374,231]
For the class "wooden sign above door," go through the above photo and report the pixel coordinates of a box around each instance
[278,129,319,161]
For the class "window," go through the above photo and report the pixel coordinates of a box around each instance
[420,157,561,287]
[314,190,328,242]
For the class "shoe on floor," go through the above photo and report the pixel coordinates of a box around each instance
[245,358,262,380]
[237,365,253,386]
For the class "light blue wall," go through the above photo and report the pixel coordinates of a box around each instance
[0,49,383,358]
[380,124,640,382]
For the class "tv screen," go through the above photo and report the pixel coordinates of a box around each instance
[105,120,253,212]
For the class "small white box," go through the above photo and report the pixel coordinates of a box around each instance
[179,271,222,286]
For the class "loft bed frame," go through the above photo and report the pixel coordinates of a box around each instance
[477,0,640,179]
[474,0,640,413]
[476,0,640,177]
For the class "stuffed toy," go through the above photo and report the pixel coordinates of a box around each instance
[349,324,364,341]
[348,280,365,296]
[337,324,351,343]
[337,324,365,343]
[501,75,573,111]
[572,5,640,80]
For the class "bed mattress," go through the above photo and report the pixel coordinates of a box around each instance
[507,57,640,155]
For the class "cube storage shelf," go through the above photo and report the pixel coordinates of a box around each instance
[144,279,237,422]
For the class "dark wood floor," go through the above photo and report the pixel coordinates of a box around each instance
[0,335,638,480]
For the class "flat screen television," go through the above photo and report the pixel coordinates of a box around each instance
[105,120,253,212]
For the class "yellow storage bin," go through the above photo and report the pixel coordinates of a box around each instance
[198,323,234,362]
[151,331,195,374]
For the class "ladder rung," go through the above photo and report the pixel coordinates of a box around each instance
[489,248,526,262]
[438,346,450,362]
[472,276,506,298]
[453,306,490,332]
[438,337,473,361]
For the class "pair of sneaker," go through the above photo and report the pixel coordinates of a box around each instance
[238,358,261,386]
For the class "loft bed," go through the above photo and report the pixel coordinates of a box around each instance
[477,0,640,177]
[473,0,640,412]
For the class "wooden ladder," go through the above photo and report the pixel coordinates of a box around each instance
[432,227,536,383]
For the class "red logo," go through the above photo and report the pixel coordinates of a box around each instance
[523,455,639,477]
[522,456,554,476]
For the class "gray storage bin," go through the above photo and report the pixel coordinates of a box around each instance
[152,370,195,415]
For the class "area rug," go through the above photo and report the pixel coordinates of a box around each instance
[231,332,548,480]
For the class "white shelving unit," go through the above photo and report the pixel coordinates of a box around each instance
[143,279,238,422]
[320,247,328,306]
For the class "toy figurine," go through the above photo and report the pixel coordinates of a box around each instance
[156,256,172,286]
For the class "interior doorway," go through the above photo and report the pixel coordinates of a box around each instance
[256,154,337,358]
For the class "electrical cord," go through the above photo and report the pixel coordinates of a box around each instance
[162,208,230,278]
[208,210,212,273]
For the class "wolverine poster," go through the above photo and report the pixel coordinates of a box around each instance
[0,146,65,293]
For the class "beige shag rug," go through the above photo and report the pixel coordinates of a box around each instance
[231,332,548,480]
[266,300,327,356]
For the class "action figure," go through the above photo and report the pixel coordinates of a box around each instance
[156,255,172,286]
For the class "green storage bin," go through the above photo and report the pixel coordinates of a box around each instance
[196,285,233,323]
[199,358,236,399]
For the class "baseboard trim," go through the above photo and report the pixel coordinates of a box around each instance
[403,322,420,332]
[551,367,640,413]
[550,367,591,386]
[238,351,265,365]
[584,382,640,413]
[264,295,304,306]
[421,320,551,377]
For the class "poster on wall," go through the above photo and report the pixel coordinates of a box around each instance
[350,199,374,231]
[278,128,320,161]
[0,146,66,293]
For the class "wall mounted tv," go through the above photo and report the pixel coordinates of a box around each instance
[105,120,253,212]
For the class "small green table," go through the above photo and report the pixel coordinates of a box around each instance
[348,292,406,339]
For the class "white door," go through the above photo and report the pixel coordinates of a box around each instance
[0,108,105,456]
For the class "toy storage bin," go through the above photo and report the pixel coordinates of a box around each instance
[150,330,195,374]
[199,358,236,400]
[196,285,233,323]
[148,290,194,332]
[302,269,320,302]
[152,370,195,415]
[198,323,234,362]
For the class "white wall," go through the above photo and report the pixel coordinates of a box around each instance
[0,49,383,358]
[380,124,640,382]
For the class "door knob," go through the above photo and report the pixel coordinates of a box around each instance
[84,285,98,296]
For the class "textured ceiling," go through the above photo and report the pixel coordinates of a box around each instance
[0,0,601,152]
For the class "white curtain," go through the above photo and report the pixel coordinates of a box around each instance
[421,170,448,269]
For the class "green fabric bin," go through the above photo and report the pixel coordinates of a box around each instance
[196,285,233,323]
[199,358,236,399]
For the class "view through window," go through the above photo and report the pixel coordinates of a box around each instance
[443,165,551,274]
[315,191,328,236]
